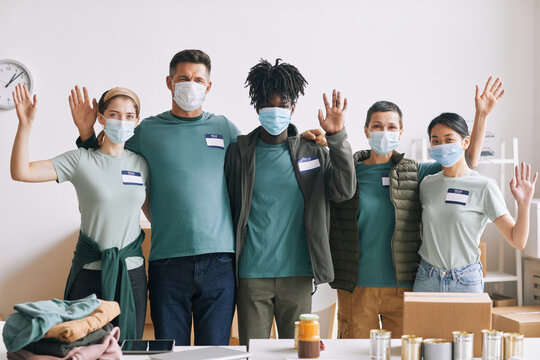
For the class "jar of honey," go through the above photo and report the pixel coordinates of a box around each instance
[298,314,320,359]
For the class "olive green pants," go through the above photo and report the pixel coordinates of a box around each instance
[237,276,312,346]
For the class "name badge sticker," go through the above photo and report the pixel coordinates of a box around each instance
[382,173,390,187]
[205,134,224,149]
[298,155,321,173]
[121,170,143,186]
[445,188,470,206]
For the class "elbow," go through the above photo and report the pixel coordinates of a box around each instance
[11,170,22,182]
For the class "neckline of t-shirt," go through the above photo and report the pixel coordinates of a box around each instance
[257,138,289,150]
[357,160,393,168]
[96,147,128,159]
[440,169,475,179]
[169,111,205,122]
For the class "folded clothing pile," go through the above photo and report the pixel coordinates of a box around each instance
[2,295,122,360]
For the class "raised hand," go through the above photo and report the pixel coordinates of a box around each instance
[68,85,98,135]
[300,128,328,147]
[318,89,347,135]
[475,76,505,116]
[510,162,538,206]
[12,84,37,127]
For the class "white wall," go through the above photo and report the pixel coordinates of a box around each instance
[1,0,539,317]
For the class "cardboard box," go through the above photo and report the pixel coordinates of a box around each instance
[403,292,492,357]
[490,293,517,307]
[479,242,487,277]
[492,306,540,336]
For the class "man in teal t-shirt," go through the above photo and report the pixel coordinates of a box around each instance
[75,50,238,346]
[225,59,355,345]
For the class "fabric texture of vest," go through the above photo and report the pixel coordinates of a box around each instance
[329,150,422,292]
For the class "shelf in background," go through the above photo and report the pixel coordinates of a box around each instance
[484,271,519,283]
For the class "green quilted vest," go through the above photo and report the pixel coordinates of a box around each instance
[329,150,422,292]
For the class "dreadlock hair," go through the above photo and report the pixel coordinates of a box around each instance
[245,58,308,110]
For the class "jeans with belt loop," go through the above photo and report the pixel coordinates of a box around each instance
[412,258,484,293]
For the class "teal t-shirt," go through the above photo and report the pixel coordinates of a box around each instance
[238,140,312,278]
[126,111,240,261]
[356,160,440,287]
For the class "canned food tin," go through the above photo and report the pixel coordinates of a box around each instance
[401,335,422,360]
[482,329,503,360]
[369,329,391,360]
[503,333,524,360]
[453,331,474,360]
[423,338,452,360]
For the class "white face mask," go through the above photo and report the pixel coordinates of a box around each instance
[173,81,206,111]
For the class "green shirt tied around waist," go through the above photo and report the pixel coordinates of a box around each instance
[64,230,145,342]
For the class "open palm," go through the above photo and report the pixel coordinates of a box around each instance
[69,85,97,132]
[318,89,347,135]
[510,162,538,206]
[12,84,37,126]
[475,76,505,116]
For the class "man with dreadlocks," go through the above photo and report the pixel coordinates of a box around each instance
[224,59,356,345]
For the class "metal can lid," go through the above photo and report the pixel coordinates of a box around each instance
[482,329,503,336]
[503,332,524,339]
[401,335,423,343]
[299,314,319,321]
[423,338,451,344]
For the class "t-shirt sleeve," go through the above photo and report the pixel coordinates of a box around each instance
[226,118,241,143]
[483,179,510,222]
[418,161,442,183]
[50,149,83,183]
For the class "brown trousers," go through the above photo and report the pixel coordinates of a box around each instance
[337,286,410,339]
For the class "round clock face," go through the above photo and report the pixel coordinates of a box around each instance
[0,59,33,109]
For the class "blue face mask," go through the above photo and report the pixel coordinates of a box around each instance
[258,107,291,136]
[104,119,135,144]
[368,131,400,155]
[429,142,464,167]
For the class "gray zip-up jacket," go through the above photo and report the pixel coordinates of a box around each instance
[224,124,356,285]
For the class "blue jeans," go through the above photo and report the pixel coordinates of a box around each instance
[412,259,484,293]
[148,253,236,345]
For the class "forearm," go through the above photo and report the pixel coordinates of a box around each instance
[326,128,355,201]
[511,204,531,250]
[11,124,32,181]
[466,110,487,169]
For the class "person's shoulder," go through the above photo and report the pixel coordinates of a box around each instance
[421,170,443,184]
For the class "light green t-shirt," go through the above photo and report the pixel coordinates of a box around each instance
[419,170,509,269]
[239,140,312,278]
[356,161,441,287]
[51,148,149,270]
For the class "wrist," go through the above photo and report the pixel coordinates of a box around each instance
[78,127,95,141]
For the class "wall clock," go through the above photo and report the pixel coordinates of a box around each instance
[0,59,33,110]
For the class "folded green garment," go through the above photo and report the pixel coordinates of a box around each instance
[2,294,101,352]
[23,323,113,357]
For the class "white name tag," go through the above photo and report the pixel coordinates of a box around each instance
[205,134,224,149]
[298,156,321,173]
[445,188,469,206]
[382,173,390,187]
[121,170,143,186]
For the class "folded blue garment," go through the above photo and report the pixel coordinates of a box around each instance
[2,294,101,352]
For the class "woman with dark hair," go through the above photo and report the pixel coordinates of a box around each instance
[10,84,149,340]
[414,112,537,292]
